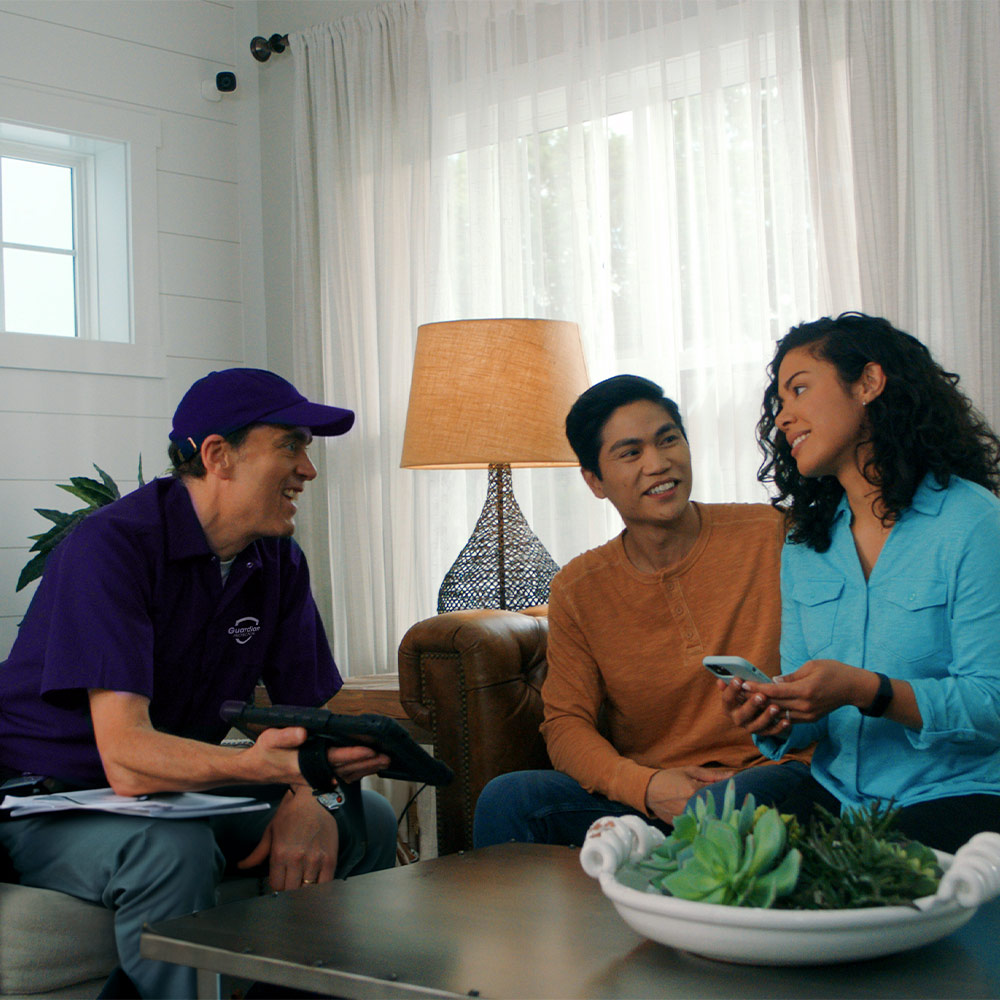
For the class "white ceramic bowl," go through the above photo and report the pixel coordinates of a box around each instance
[580,815,1000,965]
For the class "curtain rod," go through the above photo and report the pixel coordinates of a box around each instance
[250,33,289,62]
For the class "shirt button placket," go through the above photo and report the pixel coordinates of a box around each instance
[665,580,699,651]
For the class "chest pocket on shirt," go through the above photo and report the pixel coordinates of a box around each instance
[872,579,950,665]
[790,578,843,656]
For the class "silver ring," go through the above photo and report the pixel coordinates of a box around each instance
[785,709,791,722]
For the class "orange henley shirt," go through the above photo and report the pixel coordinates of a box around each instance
[540,502,809,814]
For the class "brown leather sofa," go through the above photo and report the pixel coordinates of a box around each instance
[398,608,551,856]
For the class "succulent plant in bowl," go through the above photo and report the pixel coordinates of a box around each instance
[636,780,942,911]
[638,781,801,908]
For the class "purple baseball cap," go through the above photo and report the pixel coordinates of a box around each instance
[170,368,355,459]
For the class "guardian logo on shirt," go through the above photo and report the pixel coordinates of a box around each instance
[229,616,261,645]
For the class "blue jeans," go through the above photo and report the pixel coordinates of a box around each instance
[0,788,398,999]
[473,761,811,848]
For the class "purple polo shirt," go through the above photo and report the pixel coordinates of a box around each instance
[0,477,341,786]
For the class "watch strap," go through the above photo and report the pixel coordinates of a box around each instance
[297,737,338,792]
[860,672,893,717]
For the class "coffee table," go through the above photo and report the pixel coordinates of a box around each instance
[141,842,1000,999]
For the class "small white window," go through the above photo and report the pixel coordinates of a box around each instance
[0,124,130,343]
[0,83,161,377]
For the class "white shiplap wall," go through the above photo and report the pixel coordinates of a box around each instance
[0,0,264,658]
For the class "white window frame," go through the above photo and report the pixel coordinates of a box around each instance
[0,83,162,377]
[1,142,92,340]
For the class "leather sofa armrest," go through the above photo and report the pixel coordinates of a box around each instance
[398,609,550,855]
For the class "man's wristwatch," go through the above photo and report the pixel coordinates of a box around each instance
[860,672,894,717]
[316,789,345,811]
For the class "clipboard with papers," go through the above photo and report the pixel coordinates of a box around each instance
[1,787,270,820]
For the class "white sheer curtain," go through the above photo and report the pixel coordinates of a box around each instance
[284,0,996,674]
[800,0,1000,426]
[290,0,815,674]
[421,0,814,544]
[290,3,432,675]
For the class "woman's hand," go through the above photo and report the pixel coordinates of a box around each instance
[723,659,876,728]
[718,676,791,737]
[753,659,872,721]
[723,663,923,731]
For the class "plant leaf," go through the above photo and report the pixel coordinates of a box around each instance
[702,819,741,874]
[72,475,119,504]
[720,779,736,822]
[768,847,802,897]
[15,552,48,592]
[662,857,722,900]
[736,795,757,838]
[694,793,710,823]
[16,463,136,592]
[27,512,90,554]
[746,807,787,875]
[57,478,115,508]
[692,831,732,878]
[671,811,698,843]
[33,508,83,528]
[93,465,121,501]
[744,874,778,908]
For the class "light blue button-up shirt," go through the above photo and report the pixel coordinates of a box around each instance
[758,475,1000,809]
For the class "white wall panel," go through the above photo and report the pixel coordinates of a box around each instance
[1,411,168,484]
[158,232,241,301]
[3,480,115,551]
[0,0,259,661]
[0,369,168,418]
[0,9,237,122]
[0,547,49,620]
[158,172,239,242]
[161,295,244,362]
[158,114,238,181]
[0,1,236,63]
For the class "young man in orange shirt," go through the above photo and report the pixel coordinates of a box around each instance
[474,375,809,846]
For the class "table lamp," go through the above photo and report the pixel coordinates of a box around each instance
[401,318,589,613]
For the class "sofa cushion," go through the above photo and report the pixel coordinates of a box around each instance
[0,883,117,995]
[0,875,263,996]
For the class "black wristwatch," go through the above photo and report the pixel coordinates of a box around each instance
[860,672,893,717]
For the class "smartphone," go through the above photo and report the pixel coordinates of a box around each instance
[702,655,773,685]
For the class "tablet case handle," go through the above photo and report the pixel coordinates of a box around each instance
[297,737,338,792]
[297,737,368,875]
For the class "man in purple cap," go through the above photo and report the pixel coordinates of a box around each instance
[0,368,398,999]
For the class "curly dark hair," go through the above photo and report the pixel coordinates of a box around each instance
[758,312,1000,551]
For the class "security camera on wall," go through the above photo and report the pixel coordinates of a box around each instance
[201,72,237,102]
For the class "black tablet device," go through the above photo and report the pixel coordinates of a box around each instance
[220,701,454,787]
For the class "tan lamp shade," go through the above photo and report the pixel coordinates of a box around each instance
[400,318,589,469]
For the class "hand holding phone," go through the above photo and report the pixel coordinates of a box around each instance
[702,655,773,685]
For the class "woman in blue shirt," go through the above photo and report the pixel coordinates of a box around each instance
[721,312,1000,853]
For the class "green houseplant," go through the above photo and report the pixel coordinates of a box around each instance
[17,461,144,592]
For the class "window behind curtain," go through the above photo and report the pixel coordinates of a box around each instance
[290,1,819,672]
[429,1,816,506]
